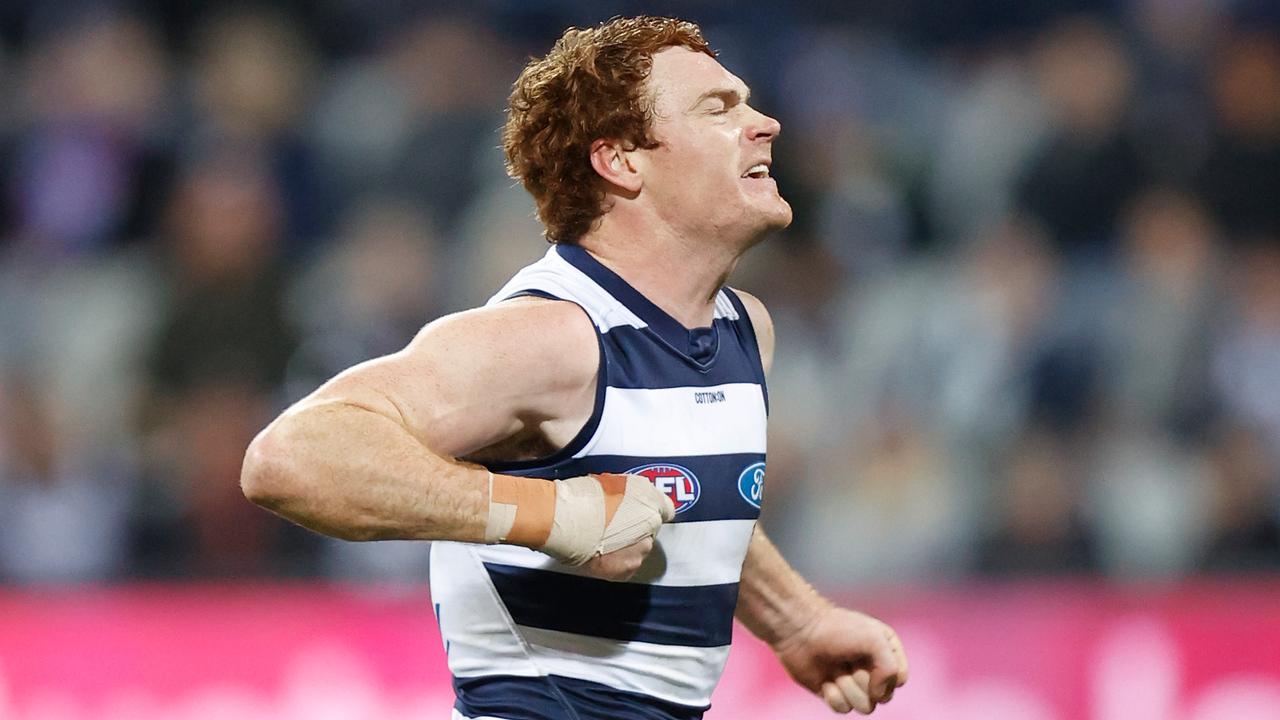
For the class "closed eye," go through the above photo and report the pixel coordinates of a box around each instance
[691,87,750,115]
[702,97,732,115]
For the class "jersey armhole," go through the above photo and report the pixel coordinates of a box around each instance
[482,291,608,472]
[503,289,561,302]
[721,287,769,414]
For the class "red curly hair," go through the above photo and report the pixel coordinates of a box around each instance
[503,16,715,244]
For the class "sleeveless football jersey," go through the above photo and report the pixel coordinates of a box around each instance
[431,244,768,720]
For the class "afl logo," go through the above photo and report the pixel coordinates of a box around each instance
[627,463,700,514]
[738,462,765,509]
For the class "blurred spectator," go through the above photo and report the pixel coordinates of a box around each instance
[1197,30,1280,243]
[832,216,1058,448]
[777,27,943,263]
[1125,0,1220,182]
[451,152,556,308]
[928,56,1047,244]
[0,243,161,460]
[0,374,130,583]
[6,13,170,258]
[311,15,513,239]
[288,198,443,393]
[790,408,976,585]
[1097,188,1221,437]
[1210,246,1280,455]
[384,16,514,235]
[1016,16,1149,256]
[1200,424,1280,572]
[189,7,322,249]
[1089,428,1212,578]
[977,429,1099,576]
[148,149,295,393]
[137,378,285,577]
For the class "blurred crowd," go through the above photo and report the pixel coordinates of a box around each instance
[0,0,1278,586]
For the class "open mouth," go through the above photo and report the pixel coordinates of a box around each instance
[742,163,771,179]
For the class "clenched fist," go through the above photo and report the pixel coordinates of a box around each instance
[774,606,909,715]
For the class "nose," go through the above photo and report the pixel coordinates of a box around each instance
[746,107,781,142]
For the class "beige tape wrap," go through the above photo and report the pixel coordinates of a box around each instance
[484,472,556,548]
[484,472,675,566]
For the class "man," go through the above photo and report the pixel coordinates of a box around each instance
[241,16,907,719]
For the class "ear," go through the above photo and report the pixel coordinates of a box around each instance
[589,139,643,195]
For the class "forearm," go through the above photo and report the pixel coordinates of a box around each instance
[241,398,489,543]
[735,526,831,648]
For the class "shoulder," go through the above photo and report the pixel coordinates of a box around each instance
[293,296,600,459]
[727,288,774,376]
[412,297,599,381]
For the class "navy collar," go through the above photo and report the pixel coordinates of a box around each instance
[556,243,719,365]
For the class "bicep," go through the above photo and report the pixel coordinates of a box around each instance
[299,301,598,458]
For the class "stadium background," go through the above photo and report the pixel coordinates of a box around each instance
[1,0,1278,717]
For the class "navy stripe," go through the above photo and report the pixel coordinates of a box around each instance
[455,673,707,720]
[601,322,761,390]
[501,453,765,523]
[479,294,609,473]
[485,563,738,647]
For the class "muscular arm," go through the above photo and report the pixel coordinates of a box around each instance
[239,299,598,542]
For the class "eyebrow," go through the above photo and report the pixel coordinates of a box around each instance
[688,86,752,112]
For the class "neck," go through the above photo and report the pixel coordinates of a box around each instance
[579,214,741,329]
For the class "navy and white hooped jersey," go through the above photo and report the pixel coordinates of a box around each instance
[430,244,769,720]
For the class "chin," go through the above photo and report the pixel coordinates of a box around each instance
[769,198,794,228]
[736,203,793,249]
[756,197,793,231]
